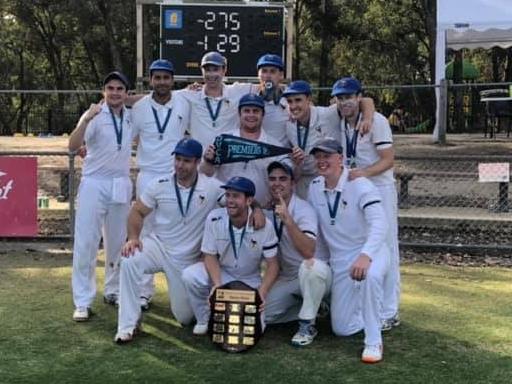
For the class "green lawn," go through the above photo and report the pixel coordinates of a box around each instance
[0,248,511,384]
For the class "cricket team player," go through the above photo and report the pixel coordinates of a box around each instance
[115,138,224,342]
[182,176,280,335]
[308,138,389,363]
[332,77,400,331]
[69,71,134,321]
[131,59,190,310]
[263,161,332,347]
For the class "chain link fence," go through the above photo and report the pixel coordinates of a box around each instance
[396,154,512,250]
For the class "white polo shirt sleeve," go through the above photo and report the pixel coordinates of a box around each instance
[201,210,223,255]
[139,177,165,210]
[355,179,388,259]
[371,113,393,150]
[83,112,99,144]
[262,219,279,259]
[295,198,318,239]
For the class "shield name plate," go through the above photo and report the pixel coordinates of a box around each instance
[208,280,263,353]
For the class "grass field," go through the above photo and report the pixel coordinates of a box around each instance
[1,246,511,384]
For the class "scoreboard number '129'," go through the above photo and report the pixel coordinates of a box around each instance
[160,2,286,79]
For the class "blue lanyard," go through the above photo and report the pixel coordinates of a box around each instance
[173,174,197,218]
[344,112,361,168]
[151,106,172,140]
[296,121,310,150]
[324,190,341,225]
[109,107,123,151]
[205,98,223,128]
[272,211,284,242]
[229,221,246,260]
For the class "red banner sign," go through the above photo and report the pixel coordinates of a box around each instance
[0,157,38,236]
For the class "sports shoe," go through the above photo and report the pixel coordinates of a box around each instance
[115,323,141,344]
[103,294,119,307]
[193,322,208,335]
[140,296,151,311]
[381,313,401,332]
[291,320,318,347]
[73,307,91,322]
[361,344,383,364]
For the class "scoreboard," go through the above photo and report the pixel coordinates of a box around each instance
[160,2,286,79]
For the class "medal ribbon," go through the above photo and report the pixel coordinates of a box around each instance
[205,98,223,126]
[296,121,310,150]
[229,221,246,260]
[109,107,123,150]
[324,190,341,224]
[272,210,284,242]
[151,106,172,138]
[344,112,362,166]
[173,174,198,218]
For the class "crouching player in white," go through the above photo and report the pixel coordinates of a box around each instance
[263,161,332,347]
[114,138,224,343]
[308,139,389,363]
[182,177,280,335]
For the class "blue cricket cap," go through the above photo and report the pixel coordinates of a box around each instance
[256,54,284,70]
[309,138,343,155]
[221,177,256,197]
[172,138,203,159]
[282,80,312,98]
[149,59,174,75]
[267,161,294,180]
[103,71,130,89]
[331,77,362,97]
[201,51,227,67]
[238,93,265,111]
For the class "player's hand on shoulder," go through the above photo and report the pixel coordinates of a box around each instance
[249,206,266,230]
[122,238,142,257]
[187,82,203,91]
[357,117,373,135]
[349,168,367,180]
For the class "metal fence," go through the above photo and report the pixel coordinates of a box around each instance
[1,82,511,137]
[2,148,512,252]
[396,154,512,251]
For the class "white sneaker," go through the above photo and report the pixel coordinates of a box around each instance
[361,344,383,364]
[73,307,91,322]
[193,323,208,335]
[291,321,318,347]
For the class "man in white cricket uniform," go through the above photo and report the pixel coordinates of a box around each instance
[131,59,190,310]
[182,177,280,335]
[263,161,332,347]
[68,71,134,321]
[114,138,224,343]
[201,93,291,206]
[332,77,400,331]
[179,52,247,150]
[308,138,389,363]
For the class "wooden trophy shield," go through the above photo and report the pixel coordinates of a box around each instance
[208,280,263,353]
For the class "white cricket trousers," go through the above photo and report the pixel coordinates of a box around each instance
[136,171,167,299]
[117,235,194,334]
[377,183,400,320]
[265,259,332,324]
[182,262,262,324]
[330,251,388,346]
[72,176,131,308]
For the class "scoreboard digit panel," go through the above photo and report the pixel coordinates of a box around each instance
[161,3,285,79]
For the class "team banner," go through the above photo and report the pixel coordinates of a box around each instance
[208,280,263,353]
[213,134,292,165]
[0,157,38,236]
